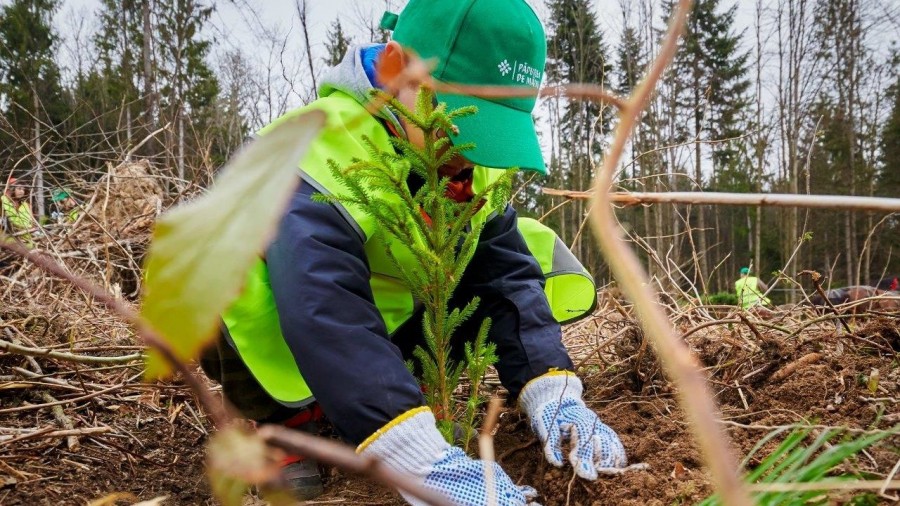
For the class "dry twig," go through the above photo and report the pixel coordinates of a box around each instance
[256,425,454,506]
[0,338,142,365]
[542,189,900,213]
[585,0,751,504]
[769,353,823,383]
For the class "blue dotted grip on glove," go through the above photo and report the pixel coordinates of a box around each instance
[519,372,627,480]
[533,397,627,479]
[359,406,540,505]
[425,447,539,506]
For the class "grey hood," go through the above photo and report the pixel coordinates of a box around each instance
[318,44,405,137]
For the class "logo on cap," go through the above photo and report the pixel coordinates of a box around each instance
[496,59,542,87]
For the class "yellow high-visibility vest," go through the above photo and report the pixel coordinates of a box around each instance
[735,275,770,309]
[223,92,597,406]
[1,195,34,243]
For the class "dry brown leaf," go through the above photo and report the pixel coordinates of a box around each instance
[671,461,688,480]
[207,426,282,506]
[87,492,136,506]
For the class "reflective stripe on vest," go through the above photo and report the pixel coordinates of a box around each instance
[223,92,596,405]
[517,217,597,324]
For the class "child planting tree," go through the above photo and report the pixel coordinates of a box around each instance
[317,85,506,449]
[200,0,627,503]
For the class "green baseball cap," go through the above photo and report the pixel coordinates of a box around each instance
[51,188,70,203]
[740,267,750,275]
[381,0,547,173]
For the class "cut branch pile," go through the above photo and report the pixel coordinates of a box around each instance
[2,161,173,302]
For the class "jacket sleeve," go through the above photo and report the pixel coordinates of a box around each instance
[265,181,425,445]
[457,204,574,400]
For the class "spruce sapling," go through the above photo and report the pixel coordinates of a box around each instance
[316,86,511,445]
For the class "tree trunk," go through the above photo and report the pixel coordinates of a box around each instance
[33,92,45,218]
[753,0,764,277]
[178,111,185,181]
[296,0,318,100]
[122,4,133,151]
[142,0,155,155]
[845,212,854,285]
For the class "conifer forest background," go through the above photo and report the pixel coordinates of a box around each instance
[1,0,899,301]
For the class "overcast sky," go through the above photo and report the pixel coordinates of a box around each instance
[25,0,899,104]
[48,1,769,121]
[23,0,900,172]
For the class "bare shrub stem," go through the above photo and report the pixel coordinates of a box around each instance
[586,1,751,505]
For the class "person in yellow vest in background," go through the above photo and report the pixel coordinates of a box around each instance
[51,188,81,224]
[1,177,36,245]
[199,1,627,504]
[735,266,771,309]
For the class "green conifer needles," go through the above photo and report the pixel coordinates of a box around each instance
[318,87,512,446]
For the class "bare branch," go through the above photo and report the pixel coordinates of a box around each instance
[587,0,752,505]
[435,82,626,110]
[542,189,900,212]
[0,338,142,365]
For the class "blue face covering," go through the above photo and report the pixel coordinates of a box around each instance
[360,44,387,89]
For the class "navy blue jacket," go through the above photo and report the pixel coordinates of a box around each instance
[259,181,574,444]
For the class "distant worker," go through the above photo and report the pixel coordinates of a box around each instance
[735,266,770,309]
[872,275,899,292]
[1,177,36,244]
[51,188,81,224]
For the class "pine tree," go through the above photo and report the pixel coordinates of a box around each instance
[616,18,655,185]
[0,0,68,217]
[663,0,751,292]
[324,18,352,67]
[94,0,145,149]
[812,0,887,284]
[878,70,900,197]
[876,68,900,276]
[320,88,507,444]
[544,0,614,274]
[154,0,219,181]
[616,15,665,275]
[616,25,644,96]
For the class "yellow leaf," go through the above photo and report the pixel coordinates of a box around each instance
[140,110,325,378]
[207,427,281,506]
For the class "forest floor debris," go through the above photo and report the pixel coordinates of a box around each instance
[0,220,898,505]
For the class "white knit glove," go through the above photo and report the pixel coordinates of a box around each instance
[519,371,627,480]
[359,407,539,506]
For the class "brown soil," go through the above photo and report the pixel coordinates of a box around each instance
[1,257,898,505]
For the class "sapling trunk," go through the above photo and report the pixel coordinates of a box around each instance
[318,87,510,445]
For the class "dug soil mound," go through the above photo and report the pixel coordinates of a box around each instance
[1,230,898,506]
[320,308,899,506]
